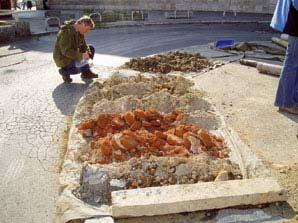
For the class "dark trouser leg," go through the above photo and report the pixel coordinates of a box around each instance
[59,61,81,82]
[88,44,95,59]
[60,61,80,75]
[79,64,90,73]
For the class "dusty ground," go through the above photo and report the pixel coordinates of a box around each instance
[193,63,298,212]
[112,62,298,223]
[270,164,298,212]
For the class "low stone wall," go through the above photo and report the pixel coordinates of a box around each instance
[0,21,30,43]
[48,0,277,14]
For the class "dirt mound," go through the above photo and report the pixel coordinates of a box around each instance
[122,51,213,74]
[73,73,242,205]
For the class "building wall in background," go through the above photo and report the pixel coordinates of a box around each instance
[47,0,278,14]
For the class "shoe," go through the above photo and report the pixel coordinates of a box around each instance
[278,107,298,115]
[59,69,72,83]
[81,70,98,79]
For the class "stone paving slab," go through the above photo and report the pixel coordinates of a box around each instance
[112,177,286,218]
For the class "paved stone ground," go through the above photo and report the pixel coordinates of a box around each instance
[0,23,292,223]
[0,42,93,222]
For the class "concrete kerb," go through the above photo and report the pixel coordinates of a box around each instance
[56,69,287,223]
[96,20,271,29]
[27,19,271,37]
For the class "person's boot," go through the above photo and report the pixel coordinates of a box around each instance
[81,69,98,79]
[278,107,298,115]
[59,69,72,83]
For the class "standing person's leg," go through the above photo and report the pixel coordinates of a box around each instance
[13,0,17,9]
[275,35,298,114]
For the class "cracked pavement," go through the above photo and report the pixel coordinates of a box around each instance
[0,39,91,223]
[0,23,281,223]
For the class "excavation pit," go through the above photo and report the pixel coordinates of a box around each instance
[57,70,286,222]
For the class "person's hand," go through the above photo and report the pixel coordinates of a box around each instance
[82,52,90,60]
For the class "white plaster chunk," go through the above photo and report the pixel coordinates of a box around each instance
[84,217,114,223]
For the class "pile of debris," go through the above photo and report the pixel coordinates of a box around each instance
[71,72,242,205]
[77,108,230,165]
[122,51,213,74]
[80,154,242,204]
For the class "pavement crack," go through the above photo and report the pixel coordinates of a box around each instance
[0,58,26,69]
[0,51,26,59]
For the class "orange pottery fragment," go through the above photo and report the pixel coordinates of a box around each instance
[175,125,187,137]
[197,129,213,148]
[134,108,147,119]
[130,121,142,131]
[167,133,183,146]
[100,139,113,155]
[182,132,197,150]
[120,135,139,150]
[76,119,95,130]
[111,134,124,150]
[142,121,152,128]
[111,117,125,129]
[96,114,109,128]
[76,108,229,164]
[150,120,161,127]
[154,130,167,140]
[122,129,138,139]
[123,111,135,125]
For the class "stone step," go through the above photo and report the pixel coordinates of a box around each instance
[47,0,276,14]
[112,177,287,218]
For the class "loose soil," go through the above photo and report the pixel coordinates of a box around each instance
[122,51,213,74]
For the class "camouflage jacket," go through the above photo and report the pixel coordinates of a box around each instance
[53,20,91,68]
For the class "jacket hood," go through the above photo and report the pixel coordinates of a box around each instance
[60,20,76,30]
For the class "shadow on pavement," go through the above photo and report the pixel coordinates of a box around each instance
[52,81,92,115]
[277,111,298,123]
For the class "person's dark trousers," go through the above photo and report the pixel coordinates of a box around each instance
[59,45,95,75]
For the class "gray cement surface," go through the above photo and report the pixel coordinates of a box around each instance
[0,43,93,222]
[0,23,294,223]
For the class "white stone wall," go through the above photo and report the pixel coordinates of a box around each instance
[48,0,278,14]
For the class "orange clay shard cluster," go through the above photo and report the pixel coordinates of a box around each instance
[77,108,229,164]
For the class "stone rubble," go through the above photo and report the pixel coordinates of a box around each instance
[80,155,242,204]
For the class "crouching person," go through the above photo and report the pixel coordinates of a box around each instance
[53,16,98,83]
